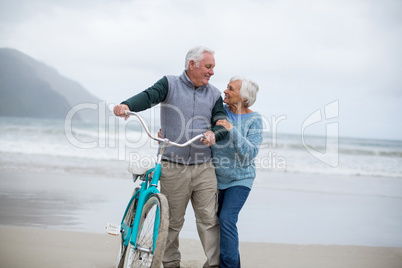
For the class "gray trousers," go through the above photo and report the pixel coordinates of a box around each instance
[160,161,220,268]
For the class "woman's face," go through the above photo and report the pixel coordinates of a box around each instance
[223,80,243,104]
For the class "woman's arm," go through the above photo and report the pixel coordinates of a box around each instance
[217,116,263,162]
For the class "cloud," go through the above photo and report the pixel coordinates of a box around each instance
[0,0,401,139]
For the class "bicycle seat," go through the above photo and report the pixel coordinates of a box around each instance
[128,166,148,176]
[128,159,153,176]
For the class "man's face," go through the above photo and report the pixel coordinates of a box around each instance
[188,52,215,88]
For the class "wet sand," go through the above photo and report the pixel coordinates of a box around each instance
[0,169,401,267]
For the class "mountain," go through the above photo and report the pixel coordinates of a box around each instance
[0,48,101,121]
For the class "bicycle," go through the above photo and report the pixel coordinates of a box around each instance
[106,110,205,268]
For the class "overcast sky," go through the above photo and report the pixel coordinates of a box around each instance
[1,0,401,140]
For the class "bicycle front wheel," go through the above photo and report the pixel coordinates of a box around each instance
[117,188,139,268]
[124,193,169,268]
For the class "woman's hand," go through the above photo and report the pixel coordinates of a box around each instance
[216,119,233,131]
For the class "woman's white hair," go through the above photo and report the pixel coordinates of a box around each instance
[230,76,259,108]
[185,46,215,70]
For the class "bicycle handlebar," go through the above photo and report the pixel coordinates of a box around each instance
[124,111,206,147]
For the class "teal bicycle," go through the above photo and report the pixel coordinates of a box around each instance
[106,111,205,268]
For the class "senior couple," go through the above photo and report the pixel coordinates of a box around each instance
[113,46,263,268]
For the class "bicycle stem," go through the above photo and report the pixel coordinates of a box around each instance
[157,142,169,164]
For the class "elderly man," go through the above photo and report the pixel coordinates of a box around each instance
[114,46,227,268]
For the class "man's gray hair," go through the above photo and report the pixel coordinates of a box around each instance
[230,76,259,108]
[185,46,215,70]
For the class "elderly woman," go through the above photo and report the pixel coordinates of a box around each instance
[212,76,263,268]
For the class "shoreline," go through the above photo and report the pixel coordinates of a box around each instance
[0,225,401,268]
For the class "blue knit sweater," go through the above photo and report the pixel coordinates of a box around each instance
[212,105,263,190]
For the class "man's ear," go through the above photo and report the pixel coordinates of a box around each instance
[189,60,196,70]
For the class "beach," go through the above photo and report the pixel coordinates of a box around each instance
[1,116,402,267]
[1,169,401,268]
[1,225,401,268]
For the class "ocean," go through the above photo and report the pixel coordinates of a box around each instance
[1,115,401,179]
[1,115,401,247]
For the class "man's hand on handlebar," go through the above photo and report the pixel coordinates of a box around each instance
[202,131,215,146]
[113,104,130,120]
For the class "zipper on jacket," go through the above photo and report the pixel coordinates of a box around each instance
[188,89,197,162]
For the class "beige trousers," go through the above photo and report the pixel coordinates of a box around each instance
[160,161,220,268]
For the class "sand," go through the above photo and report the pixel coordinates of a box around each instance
[0,226,401,268]
[0,169,402,267]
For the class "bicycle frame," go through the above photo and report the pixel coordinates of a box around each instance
[120,111,205,253]
[121,161,163,250]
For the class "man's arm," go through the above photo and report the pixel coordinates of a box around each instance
[210,96,228,142]
[122,77,169,112]
[114,77,169,119]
